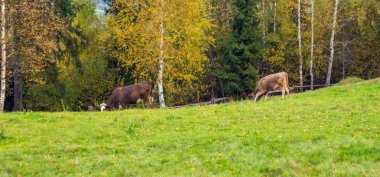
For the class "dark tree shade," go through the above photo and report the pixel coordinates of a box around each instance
[215,0,262,98]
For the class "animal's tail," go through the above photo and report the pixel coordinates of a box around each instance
[284,72,291,93]
[285,72,289,88]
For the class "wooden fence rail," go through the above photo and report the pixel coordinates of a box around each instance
[172,84,336,108]
[173,97,230,109]
[268,83,336,94]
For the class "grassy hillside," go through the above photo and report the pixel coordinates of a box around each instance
[1,79,380,176]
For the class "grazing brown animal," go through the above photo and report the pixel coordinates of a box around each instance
[103,82,153,110]
[252,72,290,101]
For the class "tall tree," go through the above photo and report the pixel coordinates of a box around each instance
[57,0,114,111]
[103,0,213,106]
[207,0,233,98]
[273,1,277,34]
[261,0,266,43]
[8,0,64,111]
[326,0,339,85]
[310,0,315,90]
[158,0,166,107]
[215,0,261,98]
[0,0,6,113]
[297,0,303,88]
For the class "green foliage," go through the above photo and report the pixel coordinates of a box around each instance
[59,55,115,111]
[23,81,63,112]
[57,0,115,111]
[215,0,261,98]
[0,78,380,176]
[345,0,380,80]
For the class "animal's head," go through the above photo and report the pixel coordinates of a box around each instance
[100,103,107,112]
[88,106,94,111]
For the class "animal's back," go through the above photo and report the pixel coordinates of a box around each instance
[121,83,152,103]
[256,72,288,91]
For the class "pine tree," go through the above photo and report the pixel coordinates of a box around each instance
[215,0,261,98]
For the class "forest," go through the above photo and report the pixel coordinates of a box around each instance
[0,0,379,112]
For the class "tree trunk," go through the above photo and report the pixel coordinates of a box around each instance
[310,0,314,90]
[13,61,23,111]
[0,0,6,113]
[262,0,266,43]
[342,57,345,79]
[297,0,303,89]
[273,1,276,34]
[158,0,166,108]
[208,45,215,98]
[326,0,339,86]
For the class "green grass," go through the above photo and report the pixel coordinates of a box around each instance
[1,79,380,176]
[337,76,364,85]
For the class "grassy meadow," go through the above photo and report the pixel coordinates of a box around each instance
[1,78,380,176]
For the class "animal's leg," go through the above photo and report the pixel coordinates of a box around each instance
[143,98,149,109]
[282,88,285,99]
[107,103,114,111]
[265,93,269,100]
[254,91,265,102]
[142,87,153,109]
[149,96,154,108]
[286,86,290,95]
[254,94,260,102]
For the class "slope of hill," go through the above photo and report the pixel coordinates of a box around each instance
[1,79,380,176]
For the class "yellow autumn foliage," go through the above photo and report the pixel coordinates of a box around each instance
[102,0,214,106]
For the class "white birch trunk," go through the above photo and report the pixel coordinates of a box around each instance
[158,0,166,108]
[262,0,266,43]
[326,0,339,86]
[297,0,303,88]
[310,0,314,90]
[273,1,276,34]
[0,0,6,113]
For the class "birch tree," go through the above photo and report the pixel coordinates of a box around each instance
[261,0,266,43]
[297,0,303,88]
[326,0,339,85]
[103,0,213,106]
[310,0,314,90]
[158,0,166,107]
[273,1,276,34]
[0,0,6,113]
